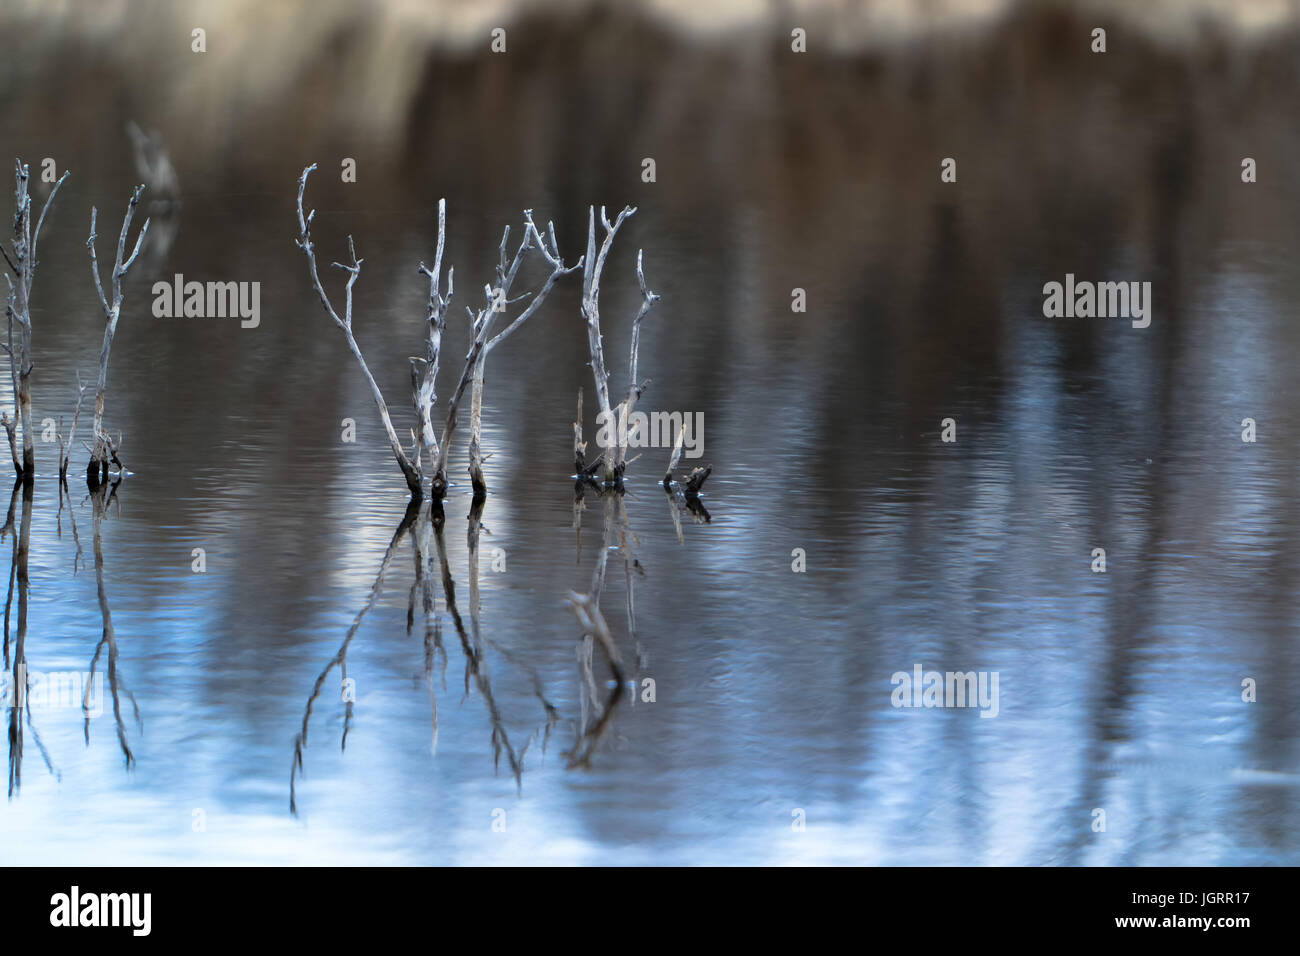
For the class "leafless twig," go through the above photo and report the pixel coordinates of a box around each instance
[86,185,149,484]
[5,160,69,479]
[614,249,660,470]
[580,206,635,485]
[58,372,89,481]
[452,211,581,499]
[295,165,423,498]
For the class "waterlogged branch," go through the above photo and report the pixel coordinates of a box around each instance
[573,387,591,475]
[58,372,90,480]
[6,161,69,479]
[442,221,530,499]
[86,187,149,484]
[1,413,18,476]
[424,209,581,499]
[464,213,582,498]
[294,164,423,498]
[580,205,635,484]
[663,426,711,497]
[295,169,603,501]
[411,199,455,478]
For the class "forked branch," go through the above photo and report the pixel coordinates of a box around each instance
[86,185,149,484]
[6,161,69,478]
[295,164,423,498]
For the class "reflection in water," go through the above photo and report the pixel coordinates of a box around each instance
[290,487,698,811]
[567,492,628,768]
[292,498,575,813]
[290,500,419,815]
[6,478,140,796]
[5,480,38,795]
[85,479,138,768]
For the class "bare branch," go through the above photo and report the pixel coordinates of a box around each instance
[87,207,108,314]
[579,204,637,483]
[30,170,69,277]
[413,199,455,475]
[293,165,423,497]
[615,248,660,468]
[85,184,149,483]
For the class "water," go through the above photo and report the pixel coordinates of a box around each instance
[1,1,1298,865]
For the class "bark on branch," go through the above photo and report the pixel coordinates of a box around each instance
[579,205,640,485]
[86,185,149,484]
[295,166,583,501]
[614,248,660,470]
[411,198,454,483]
[460,212,582,499]
[295,164,423,498]
[6,160,69,480]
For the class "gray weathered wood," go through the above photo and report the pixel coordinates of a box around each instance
[86,185,149,482]
[295,164,423,498]
[5,161,69,479]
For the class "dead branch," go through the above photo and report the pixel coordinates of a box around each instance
[1,413,18,476]
[6,161,69,479]
[295,169,587,502]
[662,425,711,497]
[411,198,454,482]
[294,164,423,498]
[574,387,588,473]
[457,211,581,499]
[58,372,89,480]
[86,185,149,485]
[614,249,660,470]
[684,464,712,495]
[663,426,686,488]
[580,205,635,485]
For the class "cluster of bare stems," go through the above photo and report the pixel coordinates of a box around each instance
[288,174,722,784]
[2,157,145,794]
[2,158,148,487]
[295,166,714,506]
[295,164,583,502]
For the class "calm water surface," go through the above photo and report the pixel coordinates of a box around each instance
[2,3,1299,864]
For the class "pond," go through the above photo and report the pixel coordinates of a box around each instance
[1,1,1297,865]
